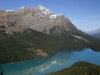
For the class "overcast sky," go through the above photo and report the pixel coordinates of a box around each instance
[0,0,100,31]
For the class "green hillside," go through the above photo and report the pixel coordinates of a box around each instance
[0,29,89,64]
[46,61,100,75]
[0,28,100,64]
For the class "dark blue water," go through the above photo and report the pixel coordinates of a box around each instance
[0,48,100,75]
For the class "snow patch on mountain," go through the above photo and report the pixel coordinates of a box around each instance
[86,27,100,35]
[50,15,57,21]
[6,9,15,12]
[72,34,90,42]
[49,14,63,21]
[42,9,51,15]
[37,5,51,15]
[57,13,63,16]
[19,6,27,10]
[37,5,46,11]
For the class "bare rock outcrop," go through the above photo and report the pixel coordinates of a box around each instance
[0,5,78,35]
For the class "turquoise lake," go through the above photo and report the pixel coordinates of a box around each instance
[0,48,100,75]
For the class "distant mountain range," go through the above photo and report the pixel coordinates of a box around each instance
[85,27,100,38]
[0,5,99,64]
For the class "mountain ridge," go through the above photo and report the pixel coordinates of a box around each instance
[0,5,96,43]
[0,5,78,34]
[86,27,100,35]
[85,27,100,38]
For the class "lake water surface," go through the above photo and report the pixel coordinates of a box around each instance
[1,48,100,75]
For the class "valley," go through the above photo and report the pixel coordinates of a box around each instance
[0,5,99,65]
[0,4,100,75]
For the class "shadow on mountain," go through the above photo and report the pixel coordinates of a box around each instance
[0,67,3,75]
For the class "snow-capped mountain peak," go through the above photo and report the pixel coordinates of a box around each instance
[19,6,27,10]
[6,6,27,12]
[21,6,26,9]
[98,27,100,29]
[37,5,45,11]
[37,5,51,15]
[57,13,63,16]
[6,9,15,12]
[96,27,100,33]
[85,27,100,35]
[50,15,57,21]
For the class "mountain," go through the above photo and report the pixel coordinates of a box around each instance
[0,5,98,42]
[3,5,75,35]
[86,27,100,35]
[0,5,99,64]
[86,27,100,38]
[93,32,100,38]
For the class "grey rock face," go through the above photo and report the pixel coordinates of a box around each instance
[0,5,78,35]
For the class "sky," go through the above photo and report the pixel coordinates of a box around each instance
[0,0,100,31]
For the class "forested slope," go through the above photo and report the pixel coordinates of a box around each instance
[0,29,88,64]
[46,61,100,75]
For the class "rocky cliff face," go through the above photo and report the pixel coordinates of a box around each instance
[0,5,79,35]
[0,9,27,35]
